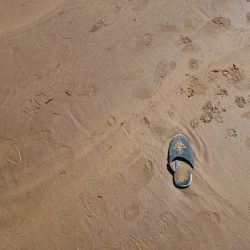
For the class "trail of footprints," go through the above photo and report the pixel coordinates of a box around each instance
[118,211,224,249]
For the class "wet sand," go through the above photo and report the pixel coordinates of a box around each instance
[0,0,250,249]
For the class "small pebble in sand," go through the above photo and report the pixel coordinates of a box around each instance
[223,70,229,76]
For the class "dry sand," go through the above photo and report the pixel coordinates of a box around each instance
[0,0,250,249]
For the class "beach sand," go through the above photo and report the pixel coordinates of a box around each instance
[0,0,250,249]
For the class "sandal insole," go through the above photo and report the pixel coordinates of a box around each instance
[174,160,192,186]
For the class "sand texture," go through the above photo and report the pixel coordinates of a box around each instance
[0,0,250,249]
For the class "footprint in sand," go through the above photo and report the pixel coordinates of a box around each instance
[121,233,151,250]
[124,202,140,222]
[212,17,231,28]
[235,96,246,108]
[178,222,203,249]
[143,33,152,46]
[132,79,154,100]
[154,60,177,84]
[200,101,223,124]
[133,60,176,100]
[180,74,207,98]
[137,214,154,231]
[155,212,177,236]
[119,157,154,189]
[194,211,230,248]
[195,211,221,224]
[0,209,15,229]
[177,36,200,54]
[188,58,201,70]
[89,20,107,33]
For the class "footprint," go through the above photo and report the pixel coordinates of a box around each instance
[89,20,107,33]
[200,101,223,124]
[0,209,15,229]
[124,202,140,222]
[153,60,176,84]
[132,84,153,100]
[195,211,221,224]
[188,58,200,70]
[178,36,192,45]
[122,233,150,250]
[245,138,250,149]
[121,157,154,189]
[235,96,246,108]
[137,214,154,230]
[178,222,203,249]
[155,212,177,234]
[179,221,202,237]
[200,112,213,123]
[212,17,231,28]
[154,212,178,240]
[143,33,152,46]
[181,43,201,54]
[180,75,207,97]
[54,143,74,160]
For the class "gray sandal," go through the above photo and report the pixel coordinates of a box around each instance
[168,134,195,187]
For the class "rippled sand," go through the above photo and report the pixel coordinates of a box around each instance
[0,0,250,249]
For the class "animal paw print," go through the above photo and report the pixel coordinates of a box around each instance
[200,101,223,124]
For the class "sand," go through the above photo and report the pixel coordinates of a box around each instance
[0,0,250,249]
